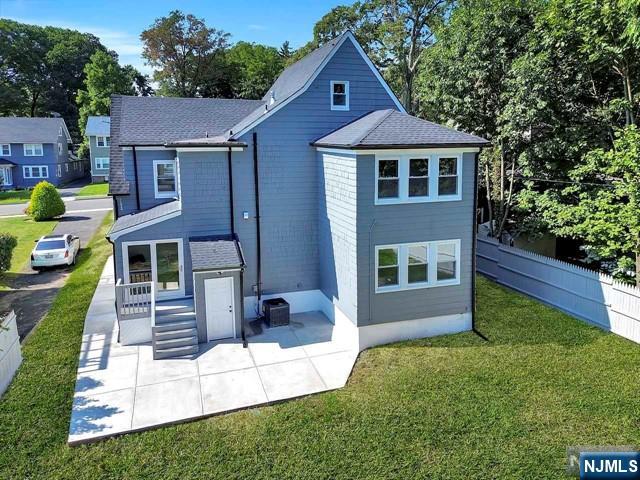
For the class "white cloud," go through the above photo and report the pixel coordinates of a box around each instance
[247,24,267,31]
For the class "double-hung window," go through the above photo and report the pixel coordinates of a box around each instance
[330,81,349,111]
[96,136,110,147]
[23,165,48,179]
[95,157,110,170]
[1,144,10,156]
[376,239,460,292]
[375,153,462,204]
[24,144,43,156]
[153,159,177,198]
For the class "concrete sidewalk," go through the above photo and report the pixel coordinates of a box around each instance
[69,259,358,444]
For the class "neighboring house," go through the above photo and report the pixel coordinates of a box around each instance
[85,116,111,183]
[107,32,489,360]
[0,117,86,189]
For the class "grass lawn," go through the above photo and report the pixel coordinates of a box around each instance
[76,182,108,197]
[0,220,639,479]
[0,189,32,205]
[0,216,57,288]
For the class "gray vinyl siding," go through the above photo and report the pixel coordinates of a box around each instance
[234,38,399,298]
[318,151,358,325]
[355,151,476,326]
[89,136,110,178]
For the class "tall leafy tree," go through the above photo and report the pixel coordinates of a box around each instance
[304,0,451,113]
[76,50,140,157]
[227,42,284,99]
[540,126,640,282]
[141,10,230,97]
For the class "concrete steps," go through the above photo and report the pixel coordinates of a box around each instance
[152,298,199,359]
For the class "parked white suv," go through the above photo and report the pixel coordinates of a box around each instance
[31,234,80,271]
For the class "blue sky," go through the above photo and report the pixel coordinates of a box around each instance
[0,0,352,74]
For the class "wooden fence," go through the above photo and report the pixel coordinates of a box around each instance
[477,237,640,344]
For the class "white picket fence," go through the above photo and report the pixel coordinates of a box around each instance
[0,310,22,396]
[477,237,640,344]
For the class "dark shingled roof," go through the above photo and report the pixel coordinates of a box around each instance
[0,158,16,166]
[0,117,71,143]
[117,96,264,145]
[107,200,181,236]
[190,235,244,271]
[313,110,490,149]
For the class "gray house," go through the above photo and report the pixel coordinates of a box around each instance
[0,117,86,188]
[85,116,111,183]
[107,32,489,359]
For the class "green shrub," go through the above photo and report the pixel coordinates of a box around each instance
[0,233,17,273]
[28,181,65,221]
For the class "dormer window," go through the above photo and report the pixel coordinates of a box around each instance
[330,81,349,111]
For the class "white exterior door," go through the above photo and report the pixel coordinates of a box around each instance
[0,167,12,186]
[205,277,235,341]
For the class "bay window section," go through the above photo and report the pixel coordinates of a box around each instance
[375,153,462,204]
[375,240,460,293]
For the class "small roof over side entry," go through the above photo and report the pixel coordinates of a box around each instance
[190,235,244,271]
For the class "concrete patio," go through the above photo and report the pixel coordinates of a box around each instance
[69,259,358,444]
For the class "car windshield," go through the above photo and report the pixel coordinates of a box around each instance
[36,240,66,251]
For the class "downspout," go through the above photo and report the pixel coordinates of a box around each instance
[252,132,262,312]
[132,146,141,211]
[106,234,119,342]
[235,234,248,347]
[112,195,119,220]
[472,151,488,341]
[227,146,235,234]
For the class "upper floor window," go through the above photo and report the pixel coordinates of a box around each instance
[153,159,177,198]
[375,152,462,204]
[97,136,110,147]
[23,165,48,179]
[24,143,43,156]
[330,81,349,111]
[58,143,63,155]
[95,157,110,170]
[375,239,460,293]
[1,144,10,156]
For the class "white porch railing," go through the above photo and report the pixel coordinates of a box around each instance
[115,279,156,345]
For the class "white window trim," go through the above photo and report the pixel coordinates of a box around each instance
[56,164,62,177]
[375,152,463,205]
[375,239,461,293]
[0,166,13,186]
[96,136,110,147]
[1,144,11,156]
[23,165,49,179]
[330,80,350,111]
[23,144,43,157]
[95,157,110,170]
[153,159,178,199]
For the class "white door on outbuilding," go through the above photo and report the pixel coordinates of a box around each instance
[205,276,235,341]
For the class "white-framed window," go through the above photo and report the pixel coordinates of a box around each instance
[23,165,48,179]
[375,152,462,204]
[58,143,63,155]
[95,157,109,170]
[330,80,349,111]
[56,164,62,177]
[1,144,11,156]
[23,143,43,156]
[375,239,460,293]
[65,163,69,172]
[153,159,177,198]
[96,136,110,147]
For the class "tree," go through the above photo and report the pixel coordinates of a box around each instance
[76,50,137,158]
[27,181,66,221]
[141,10,230,97]
[278,41,293,60]
[541,126,640,282]
[307,0,451,113]
[0,19,106,142]
[123,65,155,97]
[227,42,284,99]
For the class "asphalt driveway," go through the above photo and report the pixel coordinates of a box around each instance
[0,207,111,340]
